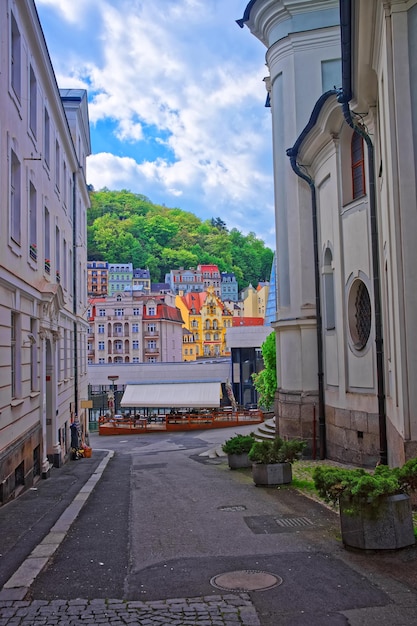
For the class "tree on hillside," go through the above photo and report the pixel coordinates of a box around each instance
[87,189,274,288]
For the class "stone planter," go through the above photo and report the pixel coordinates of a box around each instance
[339,493,415,550]
[227,453,252,470]
[252,461,292,486]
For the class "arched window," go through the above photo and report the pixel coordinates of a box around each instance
[323,248,335,331]
[351,132,365,199]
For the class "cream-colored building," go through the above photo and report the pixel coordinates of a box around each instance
[0,1,91,502]
[241,283,270,319]
[241,0,417,467]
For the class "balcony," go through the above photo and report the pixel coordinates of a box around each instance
[144,347,159,354]
[144,330,159,338]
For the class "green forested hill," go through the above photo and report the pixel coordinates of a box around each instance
[87,189,274,290]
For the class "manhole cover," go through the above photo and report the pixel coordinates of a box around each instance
[210,570,282,592]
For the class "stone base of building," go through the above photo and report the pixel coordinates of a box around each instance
[0,425,43,505]
[324,404,380,467]
[275,389,320,459]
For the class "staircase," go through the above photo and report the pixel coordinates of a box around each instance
[253,417,276,441]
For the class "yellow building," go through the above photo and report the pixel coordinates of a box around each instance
[242,283,270,319]
[176,287,233,360]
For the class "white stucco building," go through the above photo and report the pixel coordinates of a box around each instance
[0,1,91,502]
[240,0,417,467]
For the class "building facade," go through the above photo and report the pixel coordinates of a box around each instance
[221,272,239,302]
[0,1,91,502]
[241,0,417,466]
[87,260,108,296]
[108,263,133,296]
[88,292,183,364]
[176,287,233,360]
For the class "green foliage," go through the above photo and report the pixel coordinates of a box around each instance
[248,437,306,465]
[313,460,417,516]
[251,332,277,409]
[222,433,256,455]
[88,189,273,288]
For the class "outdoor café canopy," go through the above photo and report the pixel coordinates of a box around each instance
[120,380,222,409]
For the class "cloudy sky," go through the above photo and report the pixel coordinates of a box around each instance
[35,0,275,248]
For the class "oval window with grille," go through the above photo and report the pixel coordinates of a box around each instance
[348,279,371,350]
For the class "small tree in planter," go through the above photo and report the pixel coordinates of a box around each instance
[222,434,256,469]
[313,460,417,550]
[249,436,306,486]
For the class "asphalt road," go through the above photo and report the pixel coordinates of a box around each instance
[23,428,417,625]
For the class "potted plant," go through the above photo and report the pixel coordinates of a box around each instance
[248,436,306,486]
[222,433,255,469]
[313,459,417,550]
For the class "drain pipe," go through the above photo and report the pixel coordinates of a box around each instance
[72,171,78,419]
[338,0,388,465]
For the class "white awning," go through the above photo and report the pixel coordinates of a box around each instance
[120,381,221,408]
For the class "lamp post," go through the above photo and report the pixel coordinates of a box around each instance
[107,375,119,418]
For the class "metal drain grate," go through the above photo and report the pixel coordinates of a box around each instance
[244,515,317,534]
[274,516,315,528]
[218,505,247,512]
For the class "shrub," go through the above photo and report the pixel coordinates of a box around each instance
[222,434,255,455]
[248,437,306,465]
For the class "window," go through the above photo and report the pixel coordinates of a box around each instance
[10,150,21,244]
[132,323,139,333]
[44,108,50,166]
[44,207,50,273]
[98,358,105,364]
[11,13,21,100]
[148,356,156,363]
[115,308,124,317]
[11,311,21,399]
[55,140,60,190]
[29,182,37,261]
[132,357,140,363]
[29,65,37,136]
[148,306,156,316]
[55,226,60,282]
[132,341,139,350]
[99,308,106,317]
[148,340,156,349]
[98,324,105,334]
[323,248,335,330]
[348,279,371,350]
[133,308,141,316]
[351,132,365,199]
[98,341,105,350]
[30,318,38,391]
[147,323,156,333]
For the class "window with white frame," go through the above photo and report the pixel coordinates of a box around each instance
[11,12,21,101]
[30,318,38,392]
[98,358,105,364]
[11,311,21,399]
[99,308,106,316]
[55,140,60,191]
[29,65,37,136]
[98,324,105,334]
[132,357,140,363]
[132,323,139,333]
[98,341,105,350]
[44,108,50,166]
[132,340,139,350]
[148,340,156,349]
[29,182,37,261]
[115,308,124,317]
[10,150,21,245]
[133,308,141,316]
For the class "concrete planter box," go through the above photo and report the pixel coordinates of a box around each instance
[227,453,252,470]
[339,493,415,550]
[252,462,292,486]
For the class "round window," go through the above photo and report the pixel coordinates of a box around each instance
[348,279,371,350]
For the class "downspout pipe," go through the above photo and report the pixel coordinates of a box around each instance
[72,171,78,418]
[286,90,339,460]
[338,0,388,465]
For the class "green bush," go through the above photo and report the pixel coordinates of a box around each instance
[222,434,255,455]
[248,437,306,465]
[313,460,417,517]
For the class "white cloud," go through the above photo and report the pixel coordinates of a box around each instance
[36,0,276,247]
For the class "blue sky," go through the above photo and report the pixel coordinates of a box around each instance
[35,0,275,248]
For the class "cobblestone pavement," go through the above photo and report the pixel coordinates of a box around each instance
[0,595,260,625]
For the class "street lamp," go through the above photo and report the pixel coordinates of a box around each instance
[107,375,119,418]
